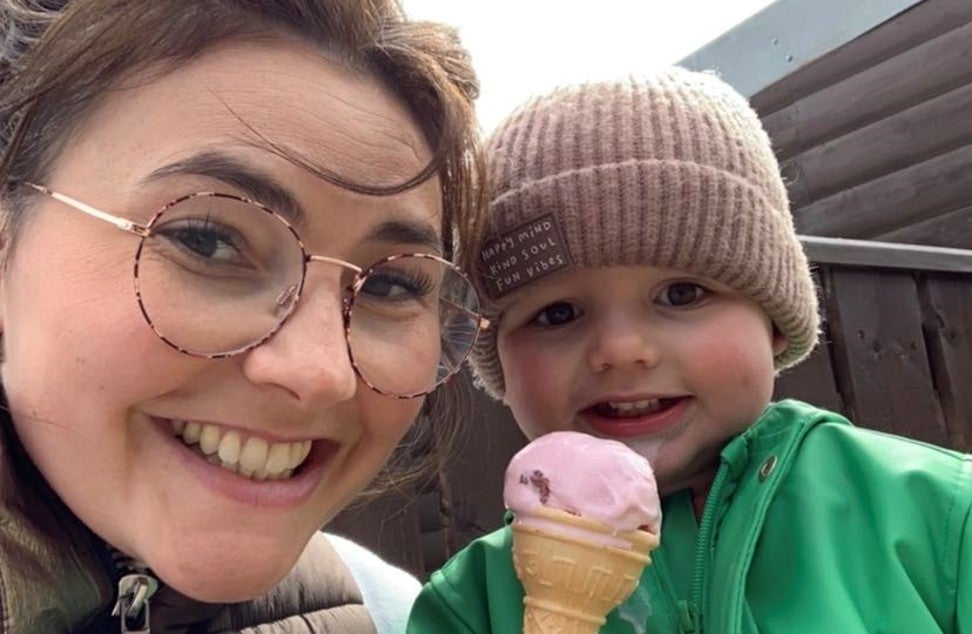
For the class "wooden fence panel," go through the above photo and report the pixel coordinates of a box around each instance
[444,382,525,548]
[762,20,972,160]
[773,272,845,412]
[824,267,949,444]
[753,0,972,116]
[784,81,972,210]
[877,205,972,250]
[795,143,972,238]
[773,336,844,414]
[920,274,972,451]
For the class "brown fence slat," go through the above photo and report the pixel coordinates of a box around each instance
[773,271,845,412]
[784,81,972,209]
[920,274,972,452]
[877,205,972,250]
[753,0,972,116]
[773,341,844,414]
[444,386,526,549]
[795,143,972,238]
[329,486,426,578]
[824,267,948,444]
[762,20,972,160]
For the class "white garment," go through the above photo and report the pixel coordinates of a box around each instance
[326,533,421,634]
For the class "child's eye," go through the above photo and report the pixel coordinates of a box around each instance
[531,301,582,327]
[657,282,707,307]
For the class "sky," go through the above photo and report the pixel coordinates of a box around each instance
[403,1,777,133]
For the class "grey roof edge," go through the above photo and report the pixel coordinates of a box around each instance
[678,0,924,97]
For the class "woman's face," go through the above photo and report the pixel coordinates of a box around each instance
[0,39,441,602]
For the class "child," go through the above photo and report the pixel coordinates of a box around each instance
[408,68,972,633]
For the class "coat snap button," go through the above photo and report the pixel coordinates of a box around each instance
[758,455,778,482]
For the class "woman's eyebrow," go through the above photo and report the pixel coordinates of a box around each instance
[144,150,441,251]
[142,151,305,225]
[367,219,442,252]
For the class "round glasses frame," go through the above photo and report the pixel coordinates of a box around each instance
[24,182,490,398]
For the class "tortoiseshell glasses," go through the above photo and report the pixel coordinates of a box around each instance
[25,183,489,398]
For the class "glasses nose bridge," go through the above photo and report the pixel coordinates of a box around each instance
[306,254,363,277]
[304,254,364,305]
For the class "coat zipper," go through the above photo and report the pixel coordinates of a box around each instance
[682,464,731,633]
[109,551,159,633]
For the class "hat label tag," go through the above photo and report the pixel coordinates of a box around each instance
[480,212,573,297]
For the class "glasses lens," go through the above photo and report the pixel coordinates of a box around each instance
[347,255,482,397]
[135,194,305,354]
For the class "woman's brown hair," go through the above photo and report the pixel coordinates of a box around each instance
[0,0,487,495]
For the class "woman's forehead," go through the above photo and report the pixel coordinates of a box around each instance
[33,39,443,258]
[65,39,432,190]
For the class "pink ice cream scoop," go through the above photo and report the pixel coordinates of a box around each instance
[504,431,662,536]
[505,432,662,633]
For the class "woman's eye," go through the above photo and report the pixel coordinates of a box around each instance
[360,271,432,300]
[161,220,242,264]
[532,302,582,327]
[657,282,707,307]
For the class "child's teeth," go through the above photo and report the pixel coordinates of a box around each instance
[607,399,663,416]
[174,420,313,480]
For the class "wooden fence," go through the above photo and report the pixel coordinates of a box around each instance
[329,238,972,580]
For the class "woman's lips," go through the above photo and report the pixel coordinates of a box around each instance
[580,396,691,438]
[152,417,339,509]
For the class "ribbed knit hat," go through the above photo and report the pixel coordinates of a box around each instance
[470,67,820,400]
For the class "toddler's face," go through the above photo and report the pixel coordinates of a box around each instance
[497,265,786,495]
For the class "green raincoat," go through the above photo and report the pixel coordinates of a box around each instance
[408,400,972,633]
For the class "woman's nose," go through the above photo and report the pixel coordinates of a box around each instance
[586,312,662,373]
[242,276,357,408]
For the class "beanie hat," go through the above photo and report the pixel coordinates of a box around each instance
[470,67,820,400]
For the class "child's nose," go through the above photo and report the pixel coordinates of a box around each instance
[241,273,357,408]
[586,313,662,372]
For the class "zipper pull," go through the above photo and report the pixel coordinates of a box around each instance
[112,573,158,633]
[676,599,701,633]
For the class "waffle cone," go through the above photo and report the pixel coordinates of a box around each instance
[512,506,659,634]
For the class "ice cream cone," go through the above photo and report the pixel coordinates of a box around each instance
[512,506,659,634]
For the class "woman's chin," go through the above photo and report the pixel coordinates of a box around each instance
[147,540,303,604]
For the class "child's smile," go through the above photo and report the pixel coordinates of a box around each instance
[581,394,691,438]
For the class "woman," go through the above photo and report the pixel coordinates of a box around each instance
[0,1,486,631]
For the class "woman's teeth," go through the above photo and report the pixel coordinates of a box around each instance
[597,398,667,418]
[170,420,311,480]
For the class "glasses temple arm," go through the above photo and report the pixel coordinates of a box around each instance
[440,296,491,331]
[24,183,150,237]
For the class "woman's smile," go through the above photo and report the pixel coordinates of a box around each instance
[167,417,315,479]
[153,415,341,509]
